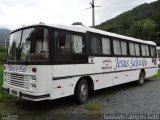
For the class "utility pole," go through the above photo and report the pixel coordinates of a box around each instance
[87,0,101,27]
[91,0,95,27]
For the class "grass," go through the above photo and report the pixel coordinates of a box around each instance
[0,65,13,103]
[0,64,4,92]
[0,65,3,80]
[149,70,160,80]
[85,102,102,113]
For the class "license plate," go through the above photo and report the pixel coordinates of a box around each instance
[10,89,19,97]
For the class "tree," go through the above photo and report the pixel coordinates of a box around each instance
[141,19,156,40]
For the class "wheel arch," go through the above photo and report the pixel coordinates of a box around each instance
[74,76,94,93]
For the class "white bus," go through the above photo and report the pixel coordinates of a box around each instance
[2,24,158,104]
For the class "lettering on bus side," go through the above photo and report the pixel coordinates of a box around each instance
[131,58,147,68]
[131,58,142,68]
[19,65,26,72]
[102,59,112,70]
[115,58,129,69]
[115,58,148,70]
[8,65,16,72]
[8,65,26,72]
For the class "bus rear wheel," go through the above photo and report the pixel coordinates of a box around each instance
[137,71,145,86]
[74,79,88,104]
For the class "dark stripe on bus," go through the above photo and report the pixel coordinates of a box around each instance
[52,66,157,80]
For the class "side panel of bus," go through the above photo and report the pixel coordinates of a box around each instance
[50,57,157,99]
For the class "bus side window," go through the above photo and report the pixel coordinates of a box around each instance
[121,41,127,55]
[135,43,140,56]
[102,37,111,55]
[141,44,146,56]
[113,39,121,55]
[150,46,156,57]
[153,46,156,57]
[55,31,72,53]
[71,34,85,53]
[91,36,102,54]
[129,43,135,56]
[150,46,154,57]
[145,45,150,56]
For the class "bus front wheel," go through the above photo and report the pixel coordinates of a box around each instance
[137,71,145,86]
[74,79,88,104]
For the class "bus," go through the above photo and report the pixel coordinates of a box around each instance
[2,24,158,104]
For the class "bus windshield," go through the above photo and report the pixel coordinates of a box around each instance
[8,27,49,62]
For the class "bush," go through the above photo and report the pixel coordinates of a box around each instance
[0,65,13,102]
[0,48,8,64]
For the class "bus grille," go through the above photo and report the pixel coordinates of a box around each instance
[5,73,30,89]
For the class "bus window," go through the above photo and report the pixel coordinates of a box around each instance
[71,34,85,53]
[8,27,49,62]
[141,44,146,56]
[20,28,33,61]
[91,36,102,54]
[55,32,71,53]
[145,45,150,56]
[135,43,140,56]
[121,41,127,55]
[8,30,22,60]
[102,37,111,55]
[153,47,156,57]
[30,28,49,61]
[113,39,121,55]
[150,46,156,57]
[129,43,135,56]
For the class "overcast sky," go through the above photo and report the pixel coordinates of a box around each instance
[0,0,157,30]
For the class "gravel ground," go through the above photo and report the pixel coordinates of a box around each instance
[102,80,160,114]
[1,79,160,119]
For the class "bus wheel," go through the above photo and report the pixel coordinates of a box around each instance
[74,79,88,104]
[137,71,145,86]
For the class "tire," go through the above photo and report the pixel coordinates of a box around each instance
[74,79,88,104]
[137,71,145,86]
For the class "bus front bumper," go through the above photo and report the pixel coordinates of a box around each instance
[2,85,50,101]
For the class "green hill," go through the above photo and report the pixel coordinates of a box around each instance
[96,0,160,45]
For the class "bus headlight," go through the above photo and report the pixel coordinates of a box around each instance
[32,86,36,90]
[32,79,36,83]
[31,84,36,90]
[32,76,36,83]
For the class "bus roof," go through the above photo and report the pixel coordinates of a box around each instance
[12,24,156,46]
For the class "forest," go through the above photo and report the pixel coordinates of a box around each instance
[96,0,160,45]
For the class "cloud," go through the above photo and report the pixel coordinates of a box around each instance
[95,0,157,24]
[0,0,157,30]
